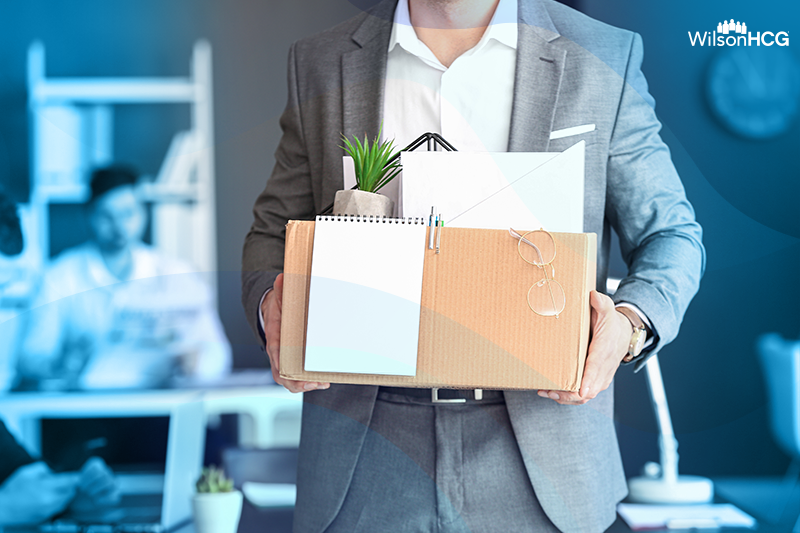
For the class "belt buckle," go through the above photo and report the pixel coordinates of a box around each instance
[431,388,483,404]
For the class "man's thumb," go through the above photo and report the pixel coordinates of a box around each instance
[589,290,612,313]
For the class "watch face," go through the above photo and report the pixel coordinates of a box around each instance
[707,46,800,139]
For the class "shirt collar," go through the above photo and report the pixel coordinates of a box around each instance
[388,0,518,56]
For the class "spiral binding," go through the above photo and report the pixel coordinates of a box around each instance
[315,215,425,225]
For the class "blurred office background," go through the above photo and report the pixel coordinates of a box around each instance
[0,0,798,528]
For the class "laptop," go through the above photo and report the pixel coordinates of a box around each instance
[37,400,205,532]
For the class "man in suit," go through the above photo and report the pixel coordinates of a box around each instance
[242,0,705,531]
[16,166,231,391]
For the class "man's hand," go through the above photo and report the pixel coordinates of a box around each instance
[0,462,77,526]
[263,273,329,393]
[68,457,121,514]
[538,290,631,405]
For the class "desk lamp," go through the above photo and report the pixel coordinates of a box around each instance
[627,355,714,503]
[605,276,714,504]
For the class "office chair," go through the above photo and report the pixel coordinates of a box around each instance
[221,447,298,533]
[757,333,800,531]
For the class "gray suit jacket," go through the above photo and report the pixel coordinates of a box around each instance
[242,1,705,531]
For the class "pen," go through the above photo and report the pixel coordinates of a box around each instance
[434,213,440,251]
[428,206,435,249]
[435,217,443,254]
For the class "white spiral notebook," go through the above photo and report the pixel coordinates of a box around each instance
[304,215,428,375]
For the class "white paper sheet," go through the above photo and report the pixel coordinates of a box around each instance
[242,482,296,508]
[617,503,757,530]
[304,216,427,375]
[401,142,585,232]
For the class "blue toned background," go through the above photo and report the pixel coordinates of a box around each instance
[580,0,800,481]
[0,0,797,484]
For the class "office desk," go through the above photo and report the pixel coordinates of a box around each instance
[230,477,800,533]
[606,477,800,533]
[0,382,303,453]
[5,478,796,533]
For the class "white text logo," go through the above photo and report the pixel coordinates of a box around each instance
[688,19,789,47]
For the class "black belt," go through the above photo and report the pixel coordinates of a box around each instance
[378,386,504,404]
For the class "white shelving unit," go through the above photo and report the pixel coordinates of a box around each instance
[26,40,218,296]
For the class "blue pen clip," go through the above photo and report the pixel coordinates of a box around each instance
[428,207,436,249]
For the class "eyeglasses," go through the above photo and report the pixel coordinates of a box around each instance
[509,228,566,318]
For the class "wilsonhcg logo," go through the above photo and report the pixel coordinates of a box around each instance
[689,19,789,47]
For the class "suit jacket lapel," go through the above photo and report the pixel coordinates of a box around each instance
[332,1,396,203]
[508,1,566,153]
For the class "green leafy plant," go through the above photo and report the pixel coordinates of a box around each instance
[341,127,402,193]
[195,466,234,493]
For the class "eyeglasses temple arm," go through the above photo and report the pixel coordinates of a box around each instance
[508,228,545,264]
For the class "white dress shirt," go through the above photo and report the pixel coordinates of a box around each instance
[380,0,518,213]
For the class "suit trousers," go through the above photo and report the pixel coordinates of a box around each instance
[323,388,561,533]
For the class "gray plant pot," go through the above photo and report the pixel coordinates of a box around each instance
[332,189,394,217]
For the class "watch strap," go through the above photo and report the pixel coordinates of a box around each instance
[616,305,647,362]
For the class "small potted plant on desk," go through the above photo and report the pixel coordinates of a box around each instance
[193,466,243,533]
[333,129,402,217]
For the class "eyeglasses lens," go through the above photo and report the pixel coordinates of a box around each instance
[518,231,556,265]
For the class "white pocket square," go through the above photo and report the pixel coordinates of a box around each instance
[550,124,596,140]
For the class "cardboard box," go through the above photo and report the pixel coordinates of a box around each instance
[280,220,596,391]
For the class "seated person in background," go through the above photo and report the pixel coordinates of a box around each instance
[16,165,231,390]
[0,197,119,524]
[0,419,119,526]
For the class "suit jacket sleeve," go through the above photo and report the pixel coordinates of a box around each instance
[606,32,706,368]
[241,42,317,340]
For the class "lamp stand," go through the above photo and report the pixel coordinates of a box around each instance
[626,355,714,504]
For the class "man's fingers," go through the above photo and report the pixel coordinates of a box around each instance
[580,355,604,398]
[273,273,284,304]
[537,389,589,405]
[266,337,281,373]
[301,382,330,391]
[264,274,285,386]
[583,362,617,399]
[263,274,330,394]
[277,378,329,394]
[267,336,330,393]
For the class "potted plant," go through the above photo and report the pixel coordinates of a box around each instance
[192,466,243,533]
[333,128,402,217]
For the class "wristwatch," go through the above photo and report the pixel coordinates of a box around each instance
[616,306,647,362]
